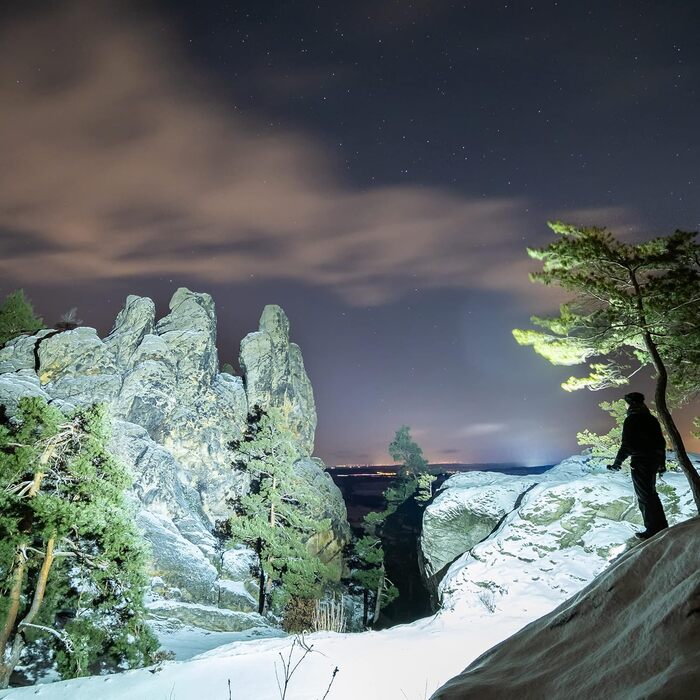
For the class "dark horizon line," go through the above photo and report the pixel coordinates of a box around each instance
[327,461,557,471]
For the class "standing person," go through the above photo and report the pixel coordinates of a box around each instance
[607,392,669,539]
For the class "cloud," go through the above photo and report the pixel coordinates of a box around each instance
[458,423,506,437]
[0,2,634,307]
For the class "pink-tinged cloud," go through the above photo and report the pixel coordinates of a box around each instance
[0,2,633,307]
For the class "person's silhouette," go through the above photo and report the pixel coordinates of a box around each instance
[607,392,669,539]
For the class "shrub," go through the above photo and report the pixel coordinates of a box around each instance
[281,596,316,633]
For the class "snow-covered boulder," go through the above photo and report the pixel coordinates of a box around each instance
[420,471,539,594]
[432,516,700,699]
[436,456,696,621]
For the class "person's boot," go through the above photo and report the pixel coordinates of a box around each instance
[634,530,654,540]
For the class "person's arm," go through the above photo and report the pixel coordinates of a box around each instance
[608,416,633,470]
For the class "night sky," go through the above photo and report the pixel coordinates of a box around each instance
[1,1,699,465]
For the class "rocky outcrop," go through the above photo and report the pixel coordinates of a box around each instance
[431,456,696,619]
[432,516,700,700]
[0,289,349,631]
[240,304,317,455]
[420,471,539,599]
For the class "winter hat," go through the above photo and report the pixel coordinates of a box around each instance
[624,392,645,405]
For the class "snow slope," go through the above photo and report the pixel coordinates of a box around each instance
[432,516,700,699]
[2,456,696,700]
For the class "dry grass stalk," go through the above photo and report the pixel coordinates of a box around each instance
[312,595,346,633]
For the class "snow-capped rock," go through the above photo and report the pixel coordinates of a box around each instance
[0,290,349,631]
[146,600,268,633]
[420,470,540,594]
[103,295,156,368]
[436,456,696,621]
[240,304,317,455]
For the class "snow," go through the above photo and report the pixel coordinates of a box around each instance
[1,614,529,700]
[151,620,284,661]
[439,457,696,619]
[432,517,700,699]
[432,470,538,517]
[2,455,696,700]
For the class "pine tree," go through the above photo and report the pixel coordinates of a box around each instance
[576,400,628,469]
[0,398,158,687]
[0,290,44,347]
[228,406,334,618]
[350,426,433,627]
[349,513,398,628]
[579,400,678,472]
[388,426,429,480]
[513,223,700,511]
[388,425,436,502]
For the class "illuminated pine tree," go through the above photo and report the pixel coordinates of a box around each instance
[0,398,157,688]
[228,406,334,617]
[513,222,700,510]
[388,425,436,503]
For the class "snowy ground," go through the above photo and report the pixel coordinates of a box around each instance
[151,620,285,661]
[2,456,695,700]
[3,611,534,700]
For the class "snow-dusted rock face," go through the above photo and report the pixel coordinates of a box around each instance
[432,515,700,699]
[239,304,317,455]
[433,456,696,621]
[420,471,540,595]
[0,289,349,631]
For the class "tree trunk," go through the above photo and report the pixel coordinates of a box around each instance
[20,536,56,629]
[372,566,385,627]
[0,637,23,689]
[270,477,277,528]
[362,589,369,629]
[628,267,700,513]
[0,538,55,690]
[644,334,700,512]
[256,538,266,616]
[0,551,26,662]
[0,452,58,689]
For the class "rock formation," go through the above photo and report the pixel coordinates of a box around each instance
[431,516,700,699]
[422,456,696,618]
[0,289,350,631]
[419,471,539,601]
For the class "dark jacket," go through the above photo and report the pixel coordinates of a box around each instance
[612,404,666,469]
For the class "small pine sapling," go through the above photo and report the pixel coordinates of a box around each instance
[0,290,44,347]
